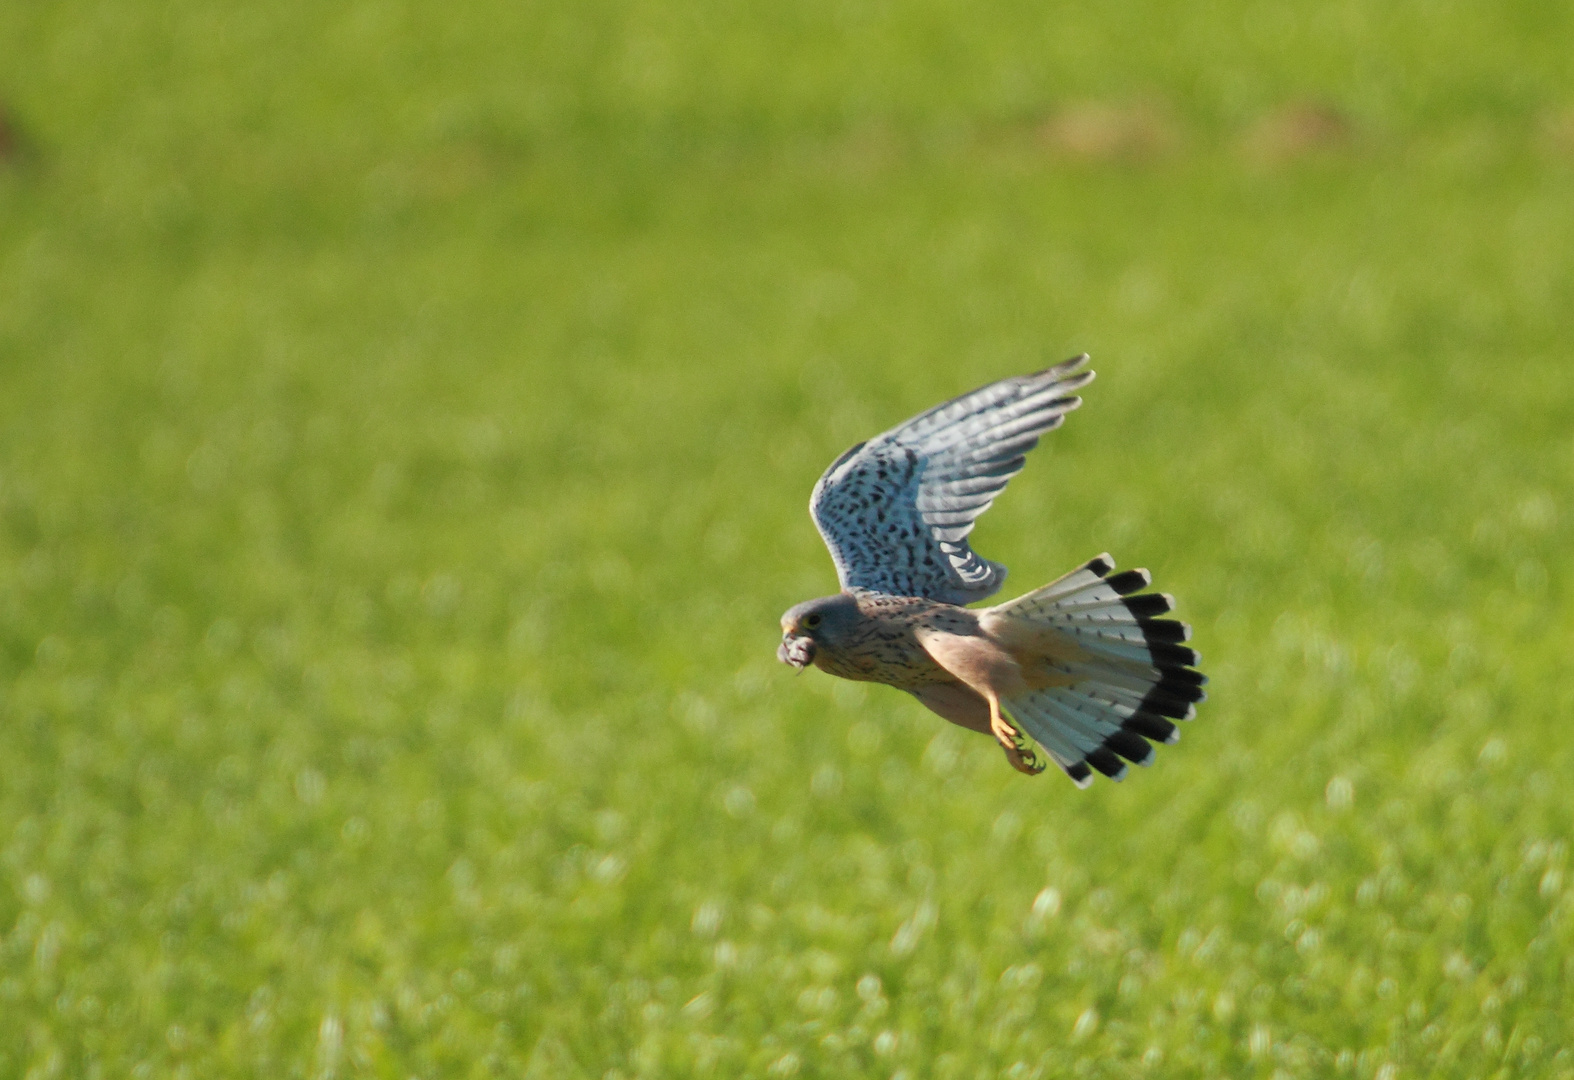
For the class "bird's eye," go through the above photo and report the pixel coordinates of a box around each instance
[804,613,823,629]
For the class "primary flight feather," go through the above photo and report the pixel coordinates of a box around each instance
[779,355,1207,786]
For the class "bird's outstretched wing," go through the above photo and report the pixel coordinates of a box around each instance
[809,355,1094,605]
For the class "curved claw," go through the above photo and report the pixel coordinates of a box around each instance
[1004,733,1046,775]
[985,698,1044,775]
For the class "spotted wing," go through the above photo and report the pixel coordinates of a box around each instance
[809,355,1094,605]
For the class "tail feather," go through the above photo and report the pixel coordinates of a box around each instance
[1034,694,1116,753]
[1018,553,1117,603]
[1029,592,1173,617]
[1074,637,1201,668]
[1124,711,1180,745]
[1007,697,1099,790]
[1039,698,1128,781]
[1051,659,1204,710]
[991,553,1207,787]
[1048,619,1190,645]
[1057,679,1151,716]
[1104,729,1157,766]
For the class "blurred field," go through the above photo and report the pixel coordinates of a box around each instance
[4,1,1574,1077]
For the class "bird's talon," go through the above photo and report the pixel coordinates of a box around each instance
[1002,737,1045,775]
[989,715,1019,750]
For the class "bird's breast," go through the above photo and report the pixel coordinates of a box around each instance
[812,598,966,688]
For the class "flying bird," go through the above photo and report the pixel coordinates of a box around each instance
[777,355,1205,786]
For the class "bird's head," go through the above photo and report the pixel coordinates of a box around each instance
[777,593,858,671]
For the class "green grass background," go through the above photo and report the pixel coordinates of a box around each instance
[3,1,1574,1076]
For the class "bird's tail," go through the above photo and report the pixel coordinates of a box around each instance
[982,554,1206,787]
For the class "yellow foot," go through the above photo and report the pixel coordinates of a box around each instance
[986,696,1042,774]
[988,705,1017,750]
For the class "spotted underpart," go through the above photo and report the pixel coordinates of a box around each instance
[809,355,1094,606]
[804,592,978,687]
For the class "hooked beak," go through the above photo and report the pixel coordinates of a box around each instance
[777,633,816,672]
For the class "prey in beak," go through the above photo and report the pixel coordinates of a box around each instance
[778,632,816,672]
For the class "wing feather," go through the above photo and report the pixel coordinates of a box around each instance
[809,355,1094,604]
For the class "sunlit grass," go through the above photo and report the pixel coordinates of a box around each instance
[3,1,1574,1077]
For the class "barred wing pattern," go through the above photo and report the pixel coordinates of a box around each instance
[809,355,1094,605]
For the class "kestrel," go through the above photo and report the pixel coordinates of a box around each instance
[777,355,1206,786]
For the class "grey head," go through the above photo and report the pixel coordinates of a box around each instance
[777,593,861,671]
